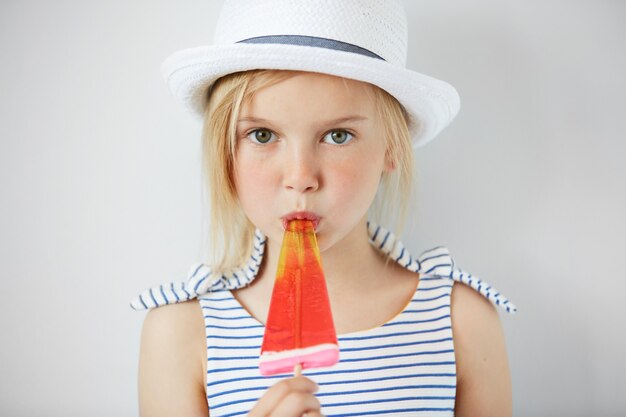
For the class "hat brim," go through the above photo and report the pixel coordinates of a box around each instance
[162,43,460,147]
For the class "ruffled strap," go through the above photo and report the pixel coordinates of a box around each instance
[130,229,266,310]
[131,223,516,314]
[367,222,517,314]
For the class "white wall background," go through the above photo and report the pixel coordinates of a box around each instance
[1,1,624,416]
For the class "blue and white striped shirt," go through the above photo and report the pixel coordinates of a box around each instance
[131,223,516,416]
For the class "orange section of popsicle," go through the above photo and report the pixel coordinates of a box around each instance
[259,220,339,376]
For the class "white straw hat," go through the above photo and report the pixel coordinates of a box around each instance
[162,0,460,147]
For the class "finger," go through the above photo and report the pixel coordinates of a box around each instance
[249,377,318,417]
[271,391,321,417]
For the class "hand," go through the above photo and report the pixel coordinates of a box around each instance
[248,376,323,417]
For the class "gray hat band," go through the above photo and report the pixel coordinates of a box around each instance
[237,35,385,61]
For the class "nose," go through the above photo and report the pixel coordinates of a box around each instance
[282,145,320,193]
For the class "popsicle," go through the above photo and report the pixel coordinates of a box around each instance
[259,219,339,376]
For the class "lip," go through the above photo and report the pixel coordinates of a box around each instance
[281,211,321,231]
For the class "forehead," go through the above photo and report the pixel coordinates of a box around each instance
[241,72,377,119]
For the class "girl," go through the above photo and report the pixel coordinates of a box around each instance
[132,1,516,416]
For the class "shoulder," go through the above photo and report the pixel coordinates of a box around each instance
[450,282,504,363]
[139,300,208,417]
[451,282,512,416]
[451,280,501,333]
[141,298,205,343]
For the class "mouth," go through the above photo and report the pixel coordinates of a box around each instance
[281,211,321,231]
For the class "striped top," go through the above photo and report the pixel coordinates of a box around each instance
[131,223,516,416]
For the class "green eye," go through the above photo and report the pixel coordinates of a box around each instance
[323,130,353,145]
[250,129,275,144]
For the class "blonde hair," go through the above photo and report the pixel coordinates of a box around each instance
[201,70,413,272]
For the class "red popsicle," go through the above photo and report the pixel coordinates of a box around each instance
[259,219,339,376]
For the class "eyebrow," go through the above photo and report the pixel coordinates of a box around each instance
[237,115,369,124]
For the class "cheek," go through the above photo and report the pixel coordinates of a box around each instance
[234,156,275,206]
[329,153,384,201]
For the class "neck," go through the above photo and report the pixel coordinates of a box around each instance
[258,218,391,296]
[321,220,390,292]
[232,219,418,334]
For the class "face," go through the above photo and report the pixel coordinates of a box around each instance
[233,72,390,253]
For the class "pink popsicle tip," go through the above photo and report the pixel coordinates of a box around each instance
[260,344,339,376]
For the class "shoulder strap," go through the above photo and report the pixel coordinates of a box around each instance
[367,223,517,314]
